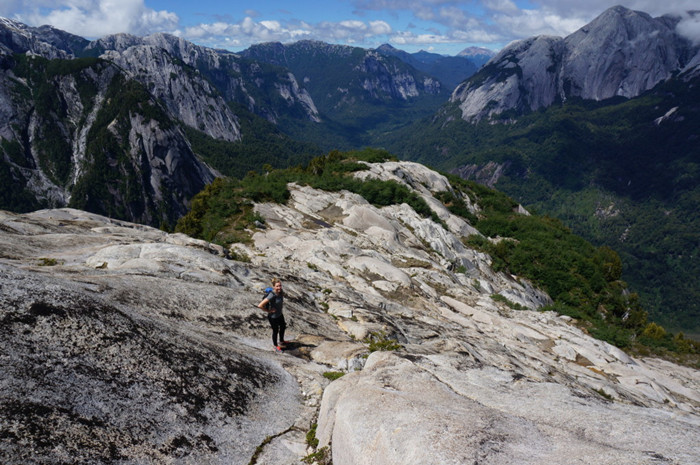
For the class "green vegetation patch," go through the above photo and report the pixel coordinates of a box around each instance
[184,102,320,179]
[176,147,441,246]
[363,330,402,353]
[465,185,698,363]
[322,371,345,381]
[175,177,269,246]
[389,75,700,337]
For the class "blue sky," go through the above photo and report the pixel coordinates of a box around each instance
[2,1,699,55]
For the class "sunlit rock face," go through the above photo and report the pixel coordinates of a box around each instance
[1,161,698,464]
[452,6,700,121]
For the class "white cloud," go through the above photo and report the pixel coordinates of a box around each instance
[437,6,470,29]
[390,31,449,45]
[321,19,392,41]
[389,26,502,47]
[14,0,178,38]
[492,9,587,39]
[451,27,503,44]
[339,20,366,29]
[179,16,392,50]
[483,0,519,15]
[5,0,700,54]
[519,1,699,21]
[369,20,392,35]
[259,20,282,32]
[676,12,700,45]
[190,16,301,44]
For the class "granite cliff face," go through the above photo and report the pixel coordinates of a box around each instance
[88,32,321,128]
[96,36,241,143]
[1,161,698,464]
[0,44,216,226]
[452,6,700,121]
[0,19,223,226]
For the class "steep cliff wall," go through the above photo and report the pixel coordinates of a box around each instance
[0,51,216,226]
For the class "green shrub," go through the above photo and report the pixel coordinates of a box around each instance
[302,446,330,464]
[491,294,527,310]
[305,423,319,448]
[323,371,345,381]
[38,257,59,266]
[363,331,402,352]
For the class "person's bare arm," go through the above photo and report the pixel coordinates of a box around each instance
[258,298,273,312]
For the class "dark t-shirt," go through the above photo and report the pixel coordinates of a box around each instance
[265,292,284,318]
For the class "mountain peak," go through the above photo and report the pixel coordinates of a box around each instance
[457,46,495,56]
[377,43,398,51]
[0,16,28,31]
[451,5,698,121]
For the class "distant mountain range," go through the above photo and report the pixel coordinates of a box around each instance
[0,17,326,226]
[0,20,480,227]
[239,40,457,149]
[0,6,699,335]
[374,43,484,89]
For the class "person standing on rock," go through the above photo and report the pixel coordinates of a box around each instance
[258,278,287,352]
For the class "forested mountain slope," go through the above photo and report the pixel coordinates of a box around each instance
[391,62,700,337]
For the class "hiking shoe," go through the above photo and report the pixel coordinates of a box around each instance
[274,346,283,352]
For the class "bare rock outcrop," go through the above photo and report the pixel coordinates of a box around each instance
[1,161,698,464]
[0,209,325,464]
[100,43,242,142]
[318,351,699,465]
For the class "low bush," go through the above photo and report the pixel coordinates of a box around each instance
[363,331,402,352]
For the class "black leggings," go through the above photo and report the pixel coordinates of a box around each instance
[268,315,286,346]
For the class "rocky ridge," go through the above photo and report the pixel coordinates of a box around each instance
[0,18,75,60]
[452,6,700,121]
[89,32,321,128]
[1,161,698,464]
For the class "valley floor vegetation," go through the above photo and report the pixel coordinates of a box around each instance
[387,76,700,338]
[176,148,699,367]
